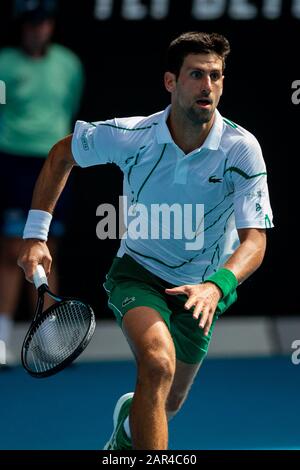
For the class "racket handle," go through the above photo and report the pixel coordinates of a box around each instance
[33,265,48,289]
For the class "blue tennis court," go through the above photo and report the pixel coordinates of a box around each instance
[1,356,299,450]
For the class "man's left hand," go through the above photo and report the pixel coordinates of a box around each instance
[165,282,222,336]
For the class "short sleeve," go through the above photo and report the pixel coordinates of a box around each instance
[71,119,123,168]
[227,137,274,229]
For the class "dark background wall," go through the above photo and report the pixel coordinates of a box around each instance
[1,0,299,319]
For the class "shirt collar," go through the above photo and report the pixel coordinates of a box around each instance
[156,105,174,145]
[156,105,224,151]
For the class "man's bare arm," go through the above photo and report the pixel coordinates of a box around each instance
[30,134,76,213]
[18,135,76,281]
[224,228,266,284]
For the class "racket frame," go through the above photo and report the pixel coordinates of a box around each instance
[21,283,96,378]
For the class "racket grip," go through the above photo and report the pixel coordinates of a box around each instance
[33,265,48,289]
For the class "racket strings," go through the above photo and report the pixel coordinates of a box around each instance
[25,301,93,373]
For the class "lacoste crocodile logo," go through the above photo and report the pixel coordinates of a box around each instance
[208,175,222,183]
[122,296,136,307]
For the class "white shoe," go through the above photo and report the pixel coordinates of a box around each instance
[103,392,134,450]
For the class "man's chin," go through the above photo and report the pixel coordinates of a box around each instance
[189,108,214,125]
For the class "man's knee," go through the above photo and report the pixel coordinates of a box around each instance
[166,359,202,417]
[138,350,176,386]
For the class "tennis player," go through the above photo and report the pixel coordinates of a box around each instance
[18,32,273,450]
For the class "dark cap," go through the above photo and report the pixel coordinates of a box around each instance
[14,0,57,24]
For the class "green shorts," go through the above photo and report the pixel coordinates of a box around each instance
[103,254,237,364]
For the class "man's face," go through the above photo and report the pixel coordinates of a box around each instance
[165,53,224,125]
[22,19,54,53]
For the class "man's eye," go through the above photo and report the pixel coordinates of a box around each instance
[210,72,221,81]
[191,71,203,79]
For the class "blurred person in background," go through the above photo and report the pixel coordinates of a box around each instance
[0,0,84,364]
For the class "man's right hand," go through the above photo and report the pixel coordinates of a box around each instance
[17,239,52,282]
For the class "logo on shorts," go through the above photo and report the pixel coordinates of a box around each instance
[122,296,136,307]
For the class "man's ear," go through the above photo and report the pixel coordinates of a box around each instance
[164,71,176,93]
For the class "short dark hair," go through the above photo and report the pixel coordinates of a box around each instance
[166,31,231,77]
[15,0,57,24]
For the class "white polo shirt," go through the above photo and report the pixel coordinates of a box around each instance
[71,106,273,286]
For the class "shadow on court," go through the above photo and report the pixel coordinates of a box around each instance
[0,356,299,450]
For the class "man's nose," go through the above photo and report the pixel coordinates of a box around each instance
[201,75,212,94]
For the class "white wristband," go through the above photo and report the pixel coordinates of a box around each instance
[23,210,53,241]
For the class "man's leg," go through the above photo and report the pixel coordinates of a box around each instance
[122,306,176,450]
[0,237,23,350]
[166,359,202,419]
[0,237,23,314]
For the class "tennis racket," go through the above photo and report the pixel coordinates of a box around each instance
[21,265,96,378]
